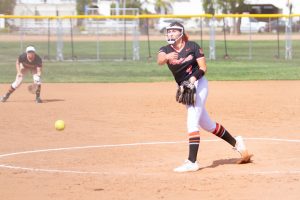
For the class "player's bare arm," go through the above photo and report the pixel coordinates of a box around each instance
[157,52,178,65]
[196,57,207,73]
[16,59,22,75]
[188,57,207,84]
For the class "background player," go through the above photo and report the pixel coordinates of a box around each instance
[0,46,43,103]
[157,22,252,173]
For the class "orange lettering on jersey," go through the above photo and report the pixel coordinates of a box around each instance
[186,65,192,74]
[169,55,193,65]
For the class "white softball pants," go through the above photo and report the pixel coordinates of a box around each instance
[186,76,216,133]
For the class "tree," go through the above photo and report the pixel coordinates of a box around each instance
[202,0,250,34]
[216,0,249,15]
[76,0,93,15]
[202,0,216,15]
[0,0,16,14]
[154,0,174,14]
[111,0,150,15]
[125,0,142,11]
[139,0,152,14]
[203,0,249,14]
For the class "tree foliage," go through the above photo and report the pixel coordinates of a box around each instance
[154,0,174,14]
[125,0,142,10]
[0,0,16,14]
[202,0,251,34]
[76,0,93,15]
[203,0,249,14]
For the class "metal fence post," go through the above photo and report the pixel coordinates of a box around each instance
[56,17,64,61]
[285,16,292,60]
[132,18,140,61]
[209,17,216,60]
[248,17,252,60]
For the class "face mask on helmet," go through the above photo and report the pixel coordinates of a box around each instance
[165,25,184,45]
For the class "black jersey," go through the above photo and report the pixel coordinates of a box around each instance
[18,53,42,68]
[158,41,204,84]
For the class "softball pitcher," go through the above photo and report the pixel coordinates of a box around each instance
[157,22,253,172]
[0,46,43,103]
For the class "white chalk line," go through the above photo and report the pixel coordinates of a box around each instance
[0,141,187,159]
[0,164,105,175]
[0,137,299,175]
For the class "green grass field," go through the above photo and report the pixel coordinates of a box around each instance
[0,40,299,83]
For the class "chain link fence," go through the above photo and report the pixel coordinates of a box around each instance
[0,14,300,62]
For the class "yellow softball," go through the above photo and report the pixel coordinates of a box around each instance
[55,120,65,131]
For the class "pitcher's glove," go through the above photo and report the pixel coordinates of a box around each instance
[28,83,39,94]
[176,81,196,106]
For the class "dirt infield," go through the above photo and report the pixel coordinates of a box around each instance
[0,81,299,200]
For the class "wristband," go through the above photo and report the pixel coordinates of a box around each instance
[192,69,205,80]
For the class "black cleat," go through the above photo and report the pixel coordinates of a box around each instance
[35,97,42,103]
[0,94,9,102]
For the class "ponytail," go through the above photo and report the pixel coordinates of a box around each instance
[182,33,189,42]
